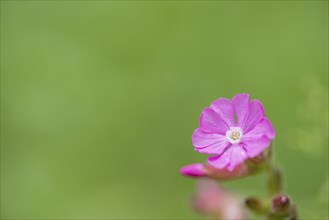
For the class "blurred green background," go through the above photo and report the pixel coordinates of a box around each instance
[1,1,328,219]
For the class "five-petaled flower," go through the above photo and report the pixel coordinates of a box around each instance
[192,93,275,171]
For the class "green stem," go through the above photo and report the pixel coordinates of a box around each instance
[266,146,282,197]
[244,145,297,219]
[267,165,282,196]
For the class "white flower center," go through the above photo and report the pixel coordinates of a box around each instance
[226,127,243,144]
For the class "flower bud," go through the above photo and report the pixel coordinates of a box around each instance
[245,197,269,215]
[180,163,207,177]
[180,162,249,180]
[180,150,269,181]
[272,194,290,214]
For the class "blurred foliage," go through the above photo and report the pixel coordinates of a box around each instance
[1,1,328,219]
[287,74,328,157]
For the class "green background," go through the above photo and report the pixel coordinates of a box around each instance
[1,1,328,219]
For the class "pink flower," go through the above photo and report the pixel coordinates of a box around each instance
[192,93,275,171]
[192,179,247,219]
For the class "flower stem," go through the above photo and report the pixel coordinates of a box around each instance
[266,146,282,196]
[267,165,282,197]
[265,147,298,220]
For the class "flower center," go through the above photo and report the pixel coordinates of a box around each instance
[231,131,241,140]
[226,127,243,144]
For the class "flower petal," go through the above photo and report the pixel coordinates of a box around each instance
[210,98,235,127]
[232,93,250,127]
[196,141,230,155]
[208,151,231,169]
[208,145,247,171]
[192,128,226,148]
[244,118,275,139]
[192,128,229,155]
[242,100,265,132]
[227,145,248,171]
[199,108,229,134]
[242,136,271,158]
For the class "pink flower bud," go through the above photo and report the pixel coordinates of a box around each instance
[180,151,269,181]
[272,194,290,214]
[180,163,207,177]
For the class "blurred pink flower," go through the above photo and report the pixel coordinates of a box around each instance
[192,179,246,219]
[192,93,275,171]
